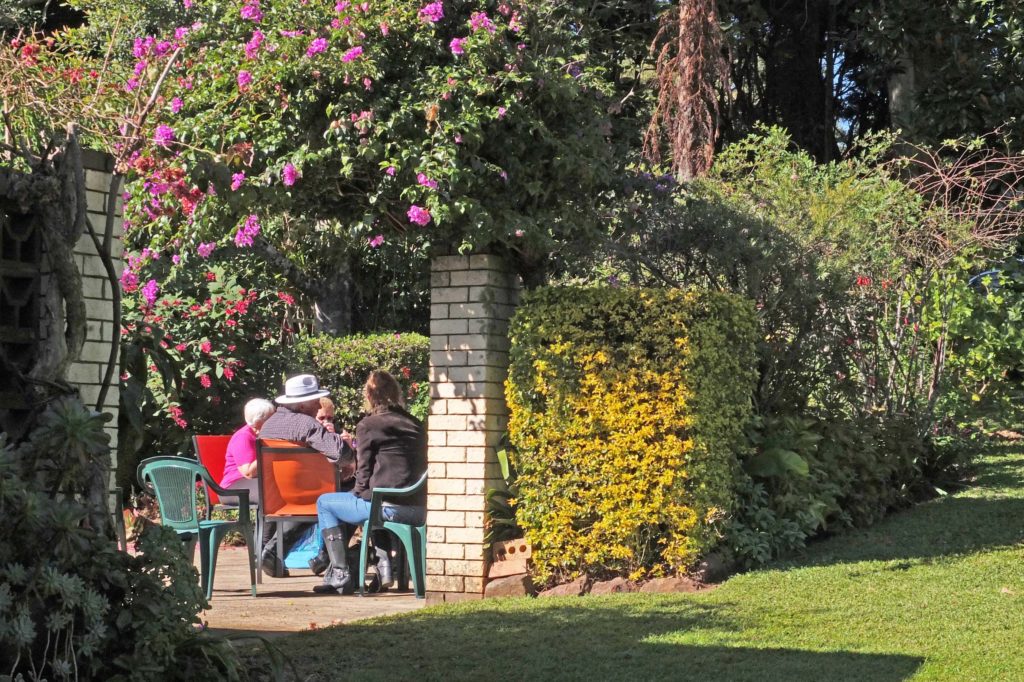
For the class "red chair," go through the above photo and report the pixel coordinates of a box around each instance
[257,439,339,580]
[192,435,233,516]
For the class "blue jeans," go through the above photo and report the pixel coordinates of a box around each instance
[316,492,425,529]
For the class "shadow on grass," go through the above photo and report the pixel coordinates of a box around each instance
[781,452,1024,568]
[258,598,921,681]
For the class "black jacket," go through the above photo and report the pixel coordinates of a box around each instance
[353,405,427,506]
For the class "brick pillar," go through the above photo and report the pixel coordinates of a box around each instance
[426,253,518,602]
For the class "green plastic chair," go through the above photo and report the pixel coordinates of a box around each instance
[358,473,428,598]
[137,456,257,600]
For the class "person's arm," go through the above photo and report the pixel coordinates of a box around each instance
[239,460,258,478]
[352,420,375,498]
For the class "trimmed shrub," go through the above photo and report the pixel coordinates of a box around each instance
[300,332,430,429]
[506,287,758,583]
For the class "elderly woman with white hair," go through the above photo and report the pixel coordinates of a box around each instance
[218,397,277,503]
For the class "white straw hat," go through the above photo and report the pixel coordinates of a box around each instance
[276,374,330,405]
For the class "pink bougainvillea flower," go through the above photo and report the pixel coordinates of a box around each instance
[200,340,212,353]
[417,173,438,190]
[237,70,253,89]
[450,37,465,54]
[200,374,212,388]
[335,0,350,10]
[497,106,507,119]
[379,22,389,35]
[240,0,262,22]
[183,0,193,8]
[223,367,235,380]
[153,124,175,146]
[363,77,373,90]
[470,11,495,33]
[231,172,246,191]
[197,242,216,258]
[120,270,139,292]
[244,30,264,59]
[341,45,363,62]
[369,234,385,248]
[454,133,462,143]
[172,254,181,265]
[175,343,187,352]
[514,229,525,237]
[142,279,159,306]
[306,37,328,57]
[407,205,432,226]
[282,163,299,186]
[418,2,443,22]
[385,166,396,176]
[170,97,184,113]
[234,214,261,247]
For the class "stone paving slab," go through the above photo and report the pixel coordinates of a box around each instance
[201,547,425,636]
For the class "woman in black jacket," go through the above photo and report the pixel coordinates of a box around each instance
[313,370,426,594]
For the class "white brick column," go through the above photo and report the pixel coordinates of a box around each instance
[426,253,518,602]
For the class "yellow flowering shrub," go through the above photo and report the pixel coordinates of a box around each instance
[506,288,757,583]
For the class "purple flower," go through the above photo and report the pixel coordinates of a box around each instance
[237,70,253,89]
[244,30,264,59]
[197,242,216,258]
[170,97,183,113]
[417,173,438,190]
[119,269,139,291]
[172,254,181,264]
[153,124,175,146]
[231,173,245,191]
[470,11,495,33]
[369,234,384,248]
[282,163,299,186]
[240,1,262,22]
[341,45,363,62]
[306,37,328,57]
[124,77,140,92]
[142,279,159,306]
[385,166,396,176]
[235,214,261,247]
[497,106,507,119]
[418,2,443,22]
[407,205,432,226]
[450,37,466,55]
[335,0,350,10]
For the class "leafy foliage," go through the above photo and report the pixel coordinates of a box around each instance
[0,397,220,680]
[299,331,430,429]
[506,287,757,582]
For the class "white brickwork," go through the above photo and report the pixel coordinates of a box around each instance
[426,253,518,602]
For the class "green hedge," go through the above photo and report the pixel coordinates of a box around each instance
[299,332,430,429]
[506,287,758,582]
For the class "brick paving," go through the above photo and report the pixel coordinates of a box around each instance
[200,547,425,636]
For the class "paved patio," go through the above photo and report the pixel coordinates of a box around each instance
[201,547,425,636]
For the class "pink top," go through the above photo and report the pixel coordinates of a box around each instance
[220,424,257,489]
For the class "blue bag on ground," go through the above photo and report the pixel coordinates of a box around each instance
[284,523,323,569]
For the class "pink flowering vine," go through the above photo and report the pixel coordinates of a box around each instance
[244,30,264,59]
[142,279,160,306]
[240,0,262,22]
[470,12,495,33]
[450,37,465,55]
[153,124,175,146]
[369,234,384,248]
[407,205,432,226]
[235,214,261,247]
[417,173,438,190]
[200,374,212,388]
[170,97,184,113]
[282,163,299,186]
[306,37,328,57]
[418,2,443,22]
[197,242,216,258]
[341,45,363,62]
[237,70,253,89]
[120,269,139,292]
[385,166,396,176]
[231,172,246,191]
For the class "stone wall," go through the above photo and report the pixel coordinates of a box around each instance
[63,150,122,448]
[426,253,519,602]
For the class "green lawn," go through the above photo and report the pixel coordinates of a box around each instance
[261,447,1024,681]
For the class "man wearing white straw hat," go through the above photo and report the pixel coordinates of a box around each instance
[257,373,355,577]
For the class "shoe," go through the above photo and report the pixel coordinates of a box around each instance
[375,547,394,589]
[261,551,289,578]
[313,565,354,594]
[312,526,352,595]
[308,547,329,576]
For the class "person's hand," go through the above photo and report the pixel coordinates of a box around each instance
[323,422,336,433]
[240,461,258,479]
[340,430,354,447]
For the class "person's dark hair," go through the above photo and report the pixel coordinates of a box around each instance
[364,370,403,409]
